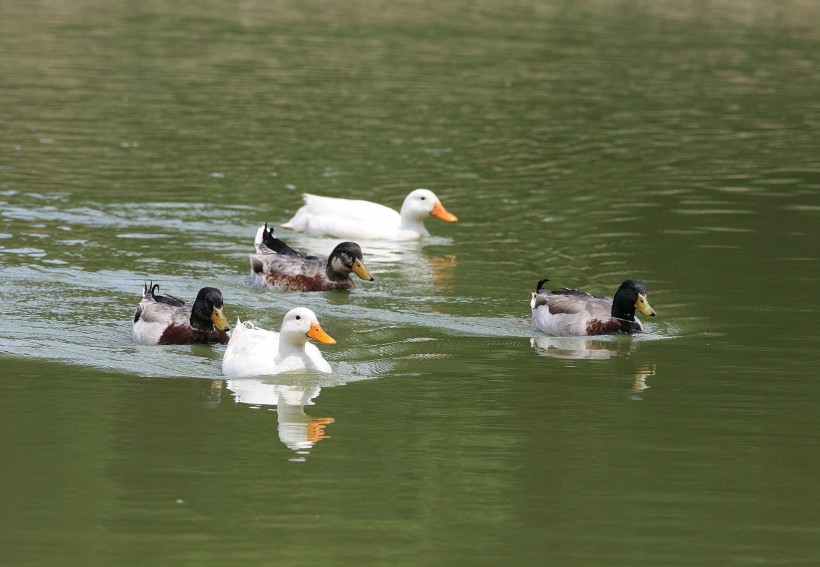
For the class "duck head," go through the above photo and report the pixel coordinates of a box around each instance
[190,287,230,332]
[327,242,374,282]
[279,307,336,347]
[611,279,656,321]
[401,188,458,223]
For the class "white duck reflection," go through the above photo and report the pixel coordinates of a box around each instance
[226,379,334,455]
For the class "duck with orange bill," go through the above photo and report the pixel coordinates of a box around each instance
[282,188,457,240]
[221,307,336,376]
[531,278,656,336]
[131,283,230,345]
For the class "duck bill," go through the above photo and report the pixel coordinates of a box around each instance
[351,259,374,281]
[211,306,231,331]
[635,294,656,317]
[307,322,336,345]
[431,201,458,222]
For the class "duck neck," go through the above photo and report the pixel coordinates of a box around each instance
[277,332,310,361]
[399,213,429,237]
[325,256,351,282]
[189,302,213,332]
[610,298,636,322]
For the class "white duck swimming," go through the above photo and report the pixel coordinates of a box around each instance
[282,188,457,240]
[221,307,336,377]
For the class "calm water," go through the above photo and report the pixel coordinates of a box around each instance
[2,1,819,565]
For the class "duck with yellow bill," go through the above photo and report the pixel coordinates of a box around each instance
[531,278,656,336]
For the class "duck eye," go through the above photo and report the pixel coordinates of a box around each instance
[420,196,426,200]
[295,315,301,320]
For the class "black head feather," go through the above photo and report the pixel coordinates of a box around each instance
[190,287,225,331]
[618,279,647,296]
[327,241,371,281]
[331,242,364,261]
[611,279,648,321]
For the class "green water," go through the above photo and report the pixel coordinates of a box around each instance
[1,1,819,565]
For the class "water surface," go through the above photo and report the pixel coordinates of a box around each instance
[1,1,819,565]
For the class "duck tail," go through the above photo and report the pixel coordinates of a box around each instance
[258,224,307,258]
[535,278,550,293]
[143,281,160,299]
[253,223,269,252]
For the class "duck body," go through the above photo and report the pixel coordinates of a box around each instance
[249,225,373,292]
[531,278,656,336]
[131,283,230,345]
[221,307,336,377]
[282,188,457,240]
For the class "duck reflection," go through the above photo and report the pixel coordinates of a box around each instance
[194,378,225,409]
[630,364,657,397]
[350,243,456,294]
[530,335,657,396]
[530,335,639,360]
[424,254,457,289]
[226,378,334,456]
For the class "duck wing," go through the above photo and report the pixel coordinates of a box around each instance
[250,252,326,278]
[302,194,399,221]
[140,282,186,306]
[133,283,188,323]
[151,292,186,306]
[134,300,191,325]
[222,320,280,377]
[536,289,613,319]
[283,193,402,234]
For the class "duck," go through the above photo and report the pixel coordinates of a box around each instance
[131,283,230,345]
[249,224,373,291]
[282,188,458,240]
[221,307,336,377]
[530,278,656,336]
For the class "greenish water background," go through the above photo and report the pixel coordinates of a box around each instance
[1,1,818,565]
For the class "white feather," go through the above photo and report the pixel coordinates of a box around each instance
[282,189,450,240]
[221,309,333,377]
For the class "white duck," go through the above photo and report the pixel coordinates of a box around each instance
[282,188,458,240]
[221,307,336,377]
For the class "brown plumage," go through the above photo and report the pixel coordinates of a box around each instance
[249,224,374,292]
[531,279,656,336]
[157,322,230,345]
[131,283,231,345]
[251,270,355,292]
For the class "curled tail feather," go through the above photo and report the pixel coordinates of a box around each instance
[535,278,550,293]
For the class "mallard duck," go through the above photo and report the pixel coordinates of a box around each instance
[131,283,230,345]
[249,224,373,292]
[221,307,336,376]
[530,278,656,336]
[282,188,457,240]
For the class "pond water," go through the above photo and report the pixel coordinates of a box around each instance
[1,1,819,565]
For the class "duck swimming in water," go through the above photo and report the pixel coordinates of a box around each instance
[530,278,656,336]
[131,283,230,345]
[282,188,457,240]
[249,224,373,292]
[221,307,336,376]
